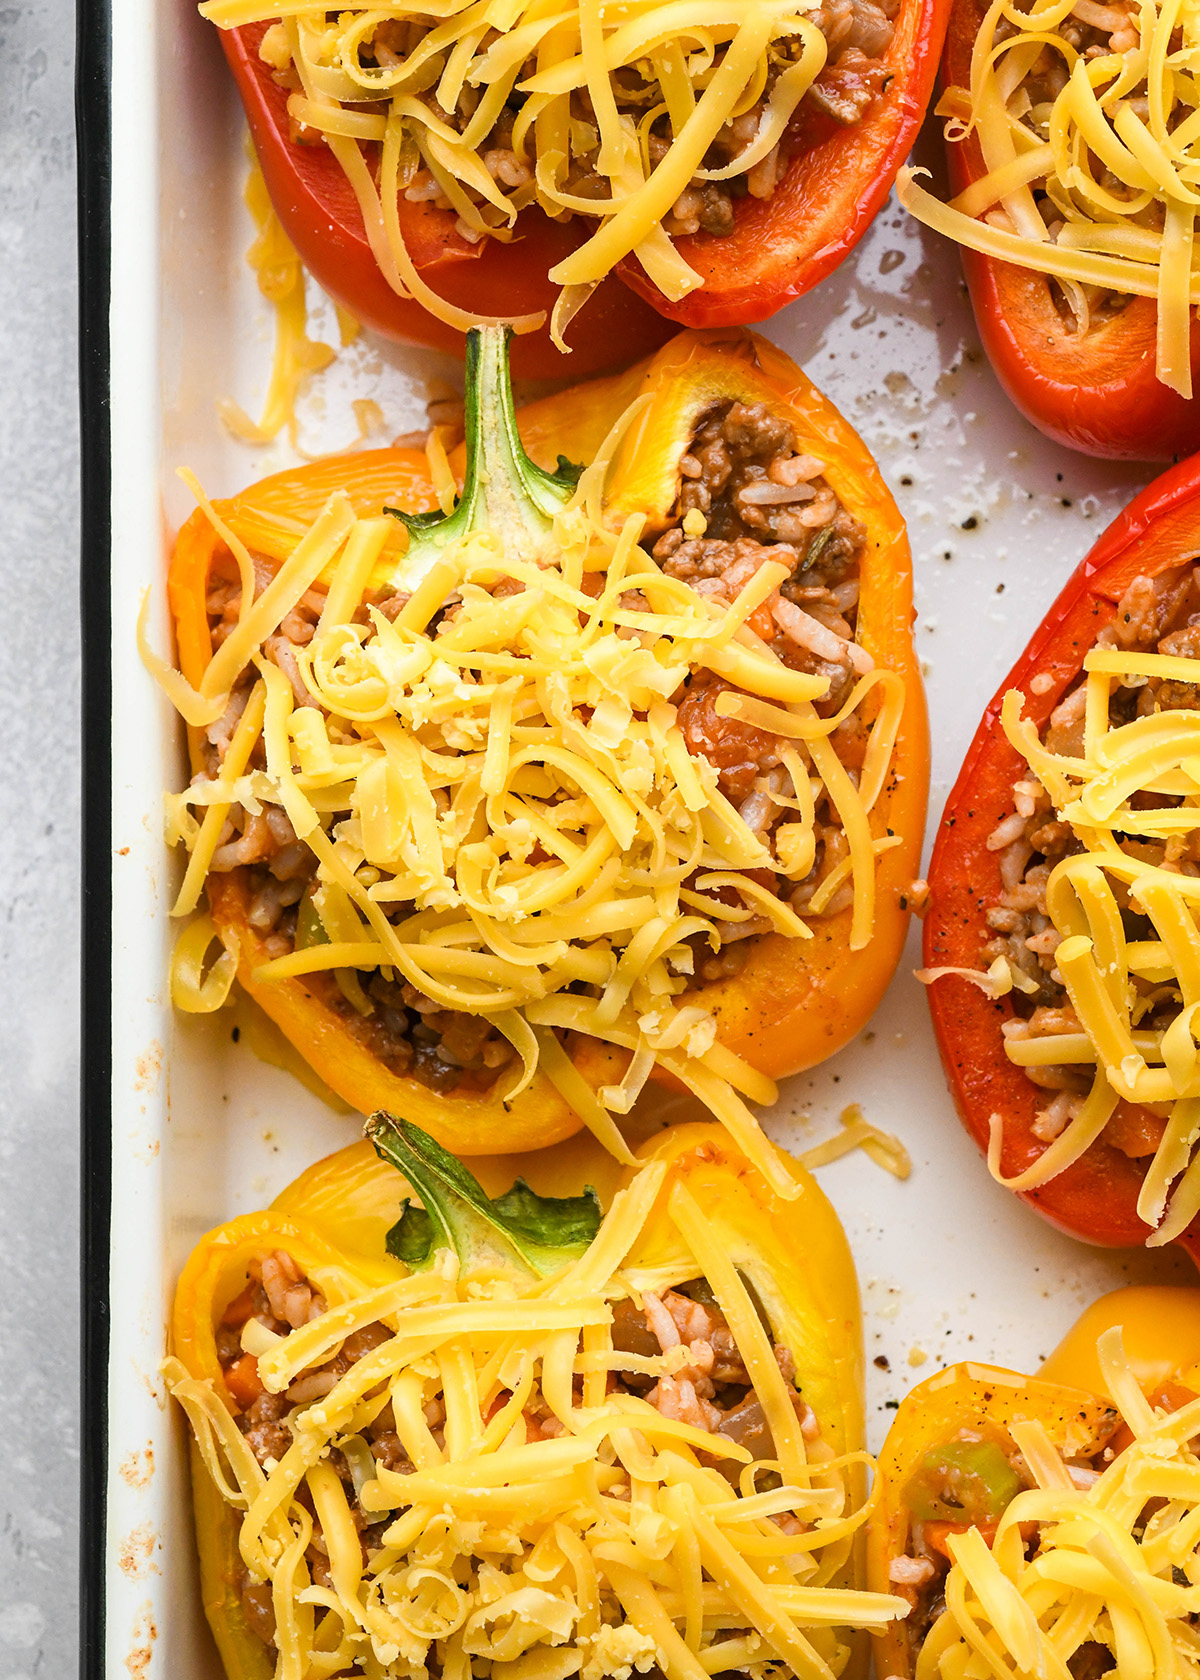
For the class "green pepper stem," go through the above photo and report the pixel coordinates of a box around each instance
[391,325,581,586]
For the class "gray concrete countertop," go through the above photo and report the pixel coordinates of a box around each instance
[1,2,81,1674]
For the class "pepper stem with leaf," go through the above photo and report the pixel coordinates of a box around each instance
[367,1111,601,1280]
[389,325,581,588]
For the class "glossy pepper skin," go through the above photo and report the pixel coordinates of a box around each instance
[221,21,673,380]
[941,0,1200,462]
[217,9,950,358]
[923,457,1200,1264]
[172,1120,867,1680]
[169,327,927,1146]
[865,1286,1200,1679]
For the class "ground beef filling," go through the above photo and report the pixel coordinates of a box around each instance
[657,397,869,967]
[217,1255,821,1656]
[987,561,1200,1152]
[274,1,896,250]
[198,398,867,1076]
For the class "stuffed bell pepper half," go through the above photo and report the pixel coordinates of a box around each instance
[164,1115,906,1680]
[899,0,1200,459]
[867,1284,1200,1680]
[152,326,926,1179]
[197,0,951,374]
[922,455,1200,1262]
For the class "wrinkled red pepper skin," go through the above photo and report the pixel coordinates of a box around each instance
[220,23,675,379]
[943,0,1200,462]
[218,6,950,356]
[923,456,1200,1266]
[619,0,952,326]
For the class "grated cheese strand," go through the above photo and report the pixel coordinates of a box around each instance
[218,148,337,446]
[798,1102,912,1179]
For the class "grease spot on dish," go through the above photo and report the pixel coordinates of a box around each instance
[125,1602,157,1679]
[134,1040,163,1094]
[118,1524,159,1580]
[119,1446,155,1489]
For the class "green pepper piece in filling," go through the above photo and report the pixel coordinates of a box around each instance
[904,1439,1023,1525]
[294,885,329,952]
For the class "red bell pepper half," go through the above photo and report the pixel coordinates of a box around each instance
[940,0,1200,463]
[219,22,675,380]
[217,5,950,370]
[923,455,1200,1266]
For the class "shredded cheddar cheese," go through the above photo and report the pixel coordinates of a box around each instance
[197,1,829,339]
[985,648,1200,1244]
[154,381,902,1194]
[914,956,1041,999]
[898,0,1200,396]
[798,1103,912,1179]
[165,1162,906,1680]
[914,1329,1200,1680]
[220,149,339,445]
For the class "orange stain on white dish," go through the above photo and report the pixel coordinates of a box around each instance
[124,1602,157,1680]
[118,1445,155,1489]
[118,1523,160,1580]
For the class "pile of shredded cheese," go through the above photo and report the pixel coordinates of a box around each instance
[977,648,1200,1245]
[198,1,830,338]
[219,150,341,447]
[898,0,1200,395]
[798,1103,912,1180]
[151,418,902,1195]
[167,1164,905,1680]
[914,1327,1200,1680]
[221,148,375,451]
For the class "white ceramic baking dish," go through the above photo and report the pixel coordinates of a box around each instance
[77,2,1196,1672]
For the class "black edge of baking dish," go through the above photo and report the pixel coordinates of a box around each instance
[76,0,113,1673]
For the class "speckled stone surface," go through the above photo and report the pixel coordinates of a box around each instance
[0,3,81,1675]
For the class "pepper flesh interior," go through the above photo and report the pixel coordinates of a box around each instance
[158,327,903,1191]
[898,0,1200,396]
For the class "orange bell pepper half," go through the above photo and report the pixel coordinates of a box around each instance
[866,1285,1200,1680]
[165,326,925,1160]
